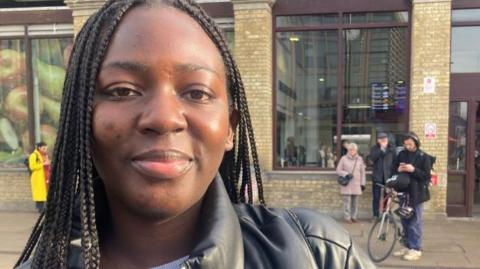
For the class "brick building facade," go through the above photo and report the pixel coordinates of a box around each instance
[1,0,480,219]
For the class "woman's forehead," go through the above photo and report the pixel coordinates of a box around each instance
[101,4,225,77]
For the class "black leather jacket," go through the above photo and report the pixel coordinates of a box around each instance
[17,176,375,269]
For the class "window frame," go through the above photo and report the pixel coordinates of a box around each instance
[272,9,412,171]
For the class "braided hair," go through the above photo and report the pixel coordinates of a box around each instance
[15,1,264,268]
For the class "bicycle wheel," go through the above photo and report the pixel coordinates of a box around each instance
[367,213,398,263]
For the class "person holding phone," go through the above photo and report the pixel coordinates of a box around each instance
[392,132,432,261]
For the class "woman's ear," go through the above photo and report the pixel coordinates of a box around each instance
[225,109,239,151]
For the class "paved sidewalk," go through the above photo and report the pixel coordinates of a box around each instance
[0,212,39,269]
[341,217,480,269]
[1,212,480,268]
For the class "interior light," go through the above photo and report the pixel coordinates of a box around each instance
[289,36,300,42]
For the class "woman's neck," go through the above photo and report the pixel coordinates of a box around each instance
[100,200,203,269]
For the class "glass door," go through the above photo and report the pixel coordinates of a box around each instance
[447,101,469,216]
[474,102,480,216]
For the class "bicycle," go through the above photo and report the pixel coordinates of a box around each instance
[367,183,406,263]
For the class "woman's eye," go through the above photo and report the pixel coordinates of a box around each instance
[108,87,140,97]
[184,89,212,102]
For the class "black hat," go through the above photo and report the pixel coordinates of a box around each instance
[377,132,388,139]
[403,132,420,147]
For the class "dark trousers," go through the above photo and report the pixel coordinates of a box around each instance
[35,201,45,213]
[372,182,382,217]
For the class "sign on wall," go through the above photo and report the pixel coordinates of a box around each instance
[425,122,437,139]
[423,77,436,94]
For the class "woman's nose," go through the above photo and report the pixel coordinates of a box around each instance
[136,90,188,135]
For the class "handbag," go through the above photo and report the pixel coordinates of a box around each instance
[337,157,358,186]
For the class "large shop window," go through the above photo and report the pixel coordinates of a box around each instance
[0,24,73,168]
[451,9,480,73]
[275,12,409,169]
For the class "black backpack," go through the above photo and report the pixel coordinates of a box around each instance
[23,153,39,175]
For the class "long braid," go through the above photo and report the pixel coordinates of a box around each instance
[14,212,44,267]
[15,1,136,268]
[31,12,99,268]
[17,0,265,268]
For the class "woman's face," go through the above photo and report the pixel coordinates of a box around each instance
[92,5,234,220]
[348,147,357,156]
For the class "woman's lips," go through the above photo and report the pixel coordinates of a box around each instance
[131,150,193,179]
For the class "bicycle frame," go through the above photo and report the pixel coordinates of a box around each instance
[377,192,393,239]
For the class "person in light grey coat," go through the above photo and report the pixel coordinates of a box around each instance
[336,143,366,223]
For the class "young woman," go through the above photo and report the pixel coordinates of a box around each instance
[28,142,50,213]
[16,1,374,268]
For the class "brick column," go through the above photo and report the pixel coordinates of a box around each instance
[231,0,275,171]
[410,0,451,217]
[64,0,106,35]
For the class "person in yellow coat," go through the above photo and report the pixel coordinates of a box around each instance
[28,142,49,212]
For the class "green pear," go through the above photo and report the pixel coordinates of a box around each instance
[41,96,61,126]
[33,39,63,67]
[4,85,28,123]
[0,117,19,150]
[34,58,66,101]
[0,148,23,163]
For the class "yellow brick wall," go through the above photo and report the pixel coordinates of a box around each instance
[263,173,374,218]
[0,172,34,211]
[409,0,451,215]
[234,6,273,171]
[73,15,90,35]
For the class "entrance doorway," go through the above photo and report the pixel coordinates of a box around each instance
[474,103,480,216]
[447,100,480,217]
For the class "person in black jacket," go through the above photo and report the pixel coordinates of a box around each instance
[368,132,395,219]
[392,132,431,261]
[15,1,375,268]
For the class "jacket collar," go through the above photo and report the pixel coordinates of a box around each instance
[346,154,359,160]
[18,176,245,269]
[185,174,244,268]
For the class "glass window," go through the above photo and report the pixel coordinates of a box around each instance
[343,28,409,155]
[448,102,468,171]
[31,37,73,156]
[0,22,73,168]
[452,9,480,23]
[276,14,338,27]
[343,12,409,24]
[276,31,338,168]
[451,26,480,73]
[0,39,28,167]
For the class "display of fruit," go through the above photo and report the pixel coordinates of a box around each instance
[0,117,19,151]
[34,58,66,101]
[0,49,26,89]
[41,96,61,125]
[4,85,28,123]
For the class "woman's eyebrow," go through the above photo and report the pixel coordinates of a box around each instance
[102,61,148,73]
[174,63,221,79]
